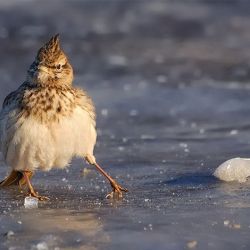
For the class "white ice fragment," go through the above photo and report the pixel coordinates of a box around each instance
[31,235,59,250]
[199,128,205,134]
[122,137,128,143]
[179,143,188,148]
[214,158,250,183]
[5,230,14,239]
[24,196,38,209]
[229,130,238,135]
[140,134,156,140]
[62,177,67,182]
[33,242,49,250]
[129,109,138,116]
[118,146,125,151]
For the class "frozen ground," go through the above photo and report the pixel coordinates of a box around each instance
[1,1,250,249]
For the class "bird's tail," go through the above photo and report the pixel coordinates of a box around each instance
[0,170,33,187]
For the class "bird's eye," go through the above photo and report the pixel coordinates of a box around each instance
[56,64,61,70]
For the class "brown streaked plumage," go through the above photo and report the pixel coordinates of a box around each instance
[0,34,127,200]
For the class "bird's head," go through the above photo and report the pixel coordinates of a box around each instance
[27,34,73,86]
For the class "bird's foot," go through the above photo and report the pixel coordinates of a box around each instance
[106,181,128,199]
[28,191,49,201]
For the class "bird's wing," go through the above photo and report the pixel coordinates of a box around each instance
[2,90,18,108]
[74,87,96,126]
[0,82,34,158]
[2,82,33,109]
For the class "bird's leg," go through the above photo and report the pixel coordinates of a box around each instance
[22,171,49,201]
[19,171,33,188]
[85,156,128,198]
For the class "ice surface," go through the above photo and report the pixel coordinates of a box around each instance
[24,197,39,209]
[214,158,250,183]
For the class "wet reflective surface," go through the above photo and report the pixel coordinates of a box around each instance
[1,1,250,249]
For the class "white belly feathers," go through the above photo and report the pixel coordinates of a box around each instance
[1,106,96,171]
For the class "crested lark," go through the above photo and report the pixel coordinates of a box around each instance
[0,34,127,200]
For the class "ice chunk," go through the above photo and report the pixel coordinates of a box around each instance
[32,242,48,250]
[229,130,238,135]
[4,230,14,239]
[31,235,59,250]
[24,196,39,209]
[214,158,250,182]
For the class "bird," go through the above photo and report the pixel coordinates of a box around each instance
[0,34,128,200]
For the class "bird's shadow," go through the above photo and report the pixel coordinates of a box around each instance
[165,173,219,188]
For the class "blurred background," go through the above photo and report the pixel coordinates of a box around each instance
[1,1,250,250]
[2,1,250,91]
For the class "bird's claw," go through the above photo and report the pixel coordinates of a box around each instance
[106,182,128,199]
[28,192,49,201]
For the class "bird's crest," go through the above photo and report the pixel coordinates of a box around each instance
[37,34,62,62]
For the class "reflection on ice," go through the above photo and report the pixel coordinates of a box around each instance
[2,209,110,250]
